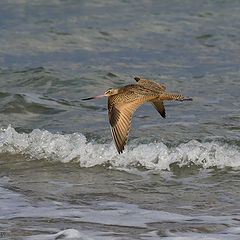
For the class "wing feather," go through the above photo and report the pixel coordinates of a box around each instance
[108,93,152,153]
[134,77,166,91]
[151,100,166,118]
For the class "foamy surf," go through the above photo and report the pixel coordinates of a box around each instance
[0,125,239,170]
[26,229,90,240]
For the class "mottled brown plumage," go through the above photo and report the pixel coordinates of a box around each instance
[82,77,192,154]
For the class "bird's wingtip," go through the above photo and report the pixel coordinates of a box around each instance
[134,77,141,82]
[117,146,124,154]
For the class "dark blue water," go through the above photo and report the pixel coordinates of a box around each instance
[0,1,240,239]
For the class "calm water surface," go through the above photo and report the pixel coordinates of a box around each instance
[0,0,240,239]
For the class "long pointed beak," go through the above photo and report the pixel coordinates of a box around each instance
[82,94,106,100]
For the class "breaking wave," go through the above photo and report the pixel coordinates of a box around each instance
[0,125,239,170]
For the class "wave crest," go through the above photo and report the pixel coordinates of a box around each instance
[0,125,240,170]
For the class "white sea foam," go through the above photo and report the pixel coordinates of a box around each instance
[26,229,91,240]
[0,125,240,170]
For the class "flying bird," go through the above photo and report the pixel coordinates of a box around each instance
[83,77,192,154]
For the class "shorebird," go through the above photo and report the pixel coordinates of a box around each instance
[83,77,192,154]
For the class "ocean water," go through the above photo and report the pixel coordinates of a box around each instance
[0,0,240,239]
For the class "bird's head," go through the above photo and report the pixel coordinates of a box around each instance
[104,88,119,96]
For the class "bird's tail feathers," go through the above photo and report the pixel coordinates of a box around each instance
[161,93,193,101]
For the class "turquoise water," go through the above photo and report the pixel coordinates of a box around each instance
[0,0,240,239]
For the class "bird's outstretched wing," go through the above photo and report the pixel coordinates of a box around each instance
[134,77,166,118]
[108,92,152,153]
[134,77,166,91]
